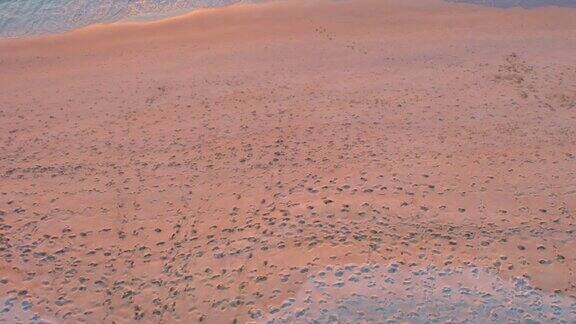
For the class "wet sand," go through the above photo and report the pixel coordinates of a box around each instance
[451,0,576,8]
[1,0,576,322]
[0,0,248,37]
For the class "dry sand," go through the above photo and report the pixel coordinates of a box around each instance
[1,0,576,322]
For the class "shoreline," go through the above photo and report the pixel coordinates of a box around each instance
[1,0,575,41]
[0,1,260,41]
[1,0,576,322]
[0,0,254,39]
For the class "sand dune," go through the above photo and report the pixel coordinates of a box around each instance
[1,0,576,322]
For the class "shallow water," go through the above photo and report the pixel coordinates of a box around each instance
[451,0,576,8]
[0,0,248,37]
[1,0,575,38]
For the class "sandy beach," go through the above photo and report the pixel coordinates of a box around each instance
[1,0,576,322]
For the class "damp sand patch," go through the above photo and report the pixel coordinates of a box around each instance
[264,263,576,323]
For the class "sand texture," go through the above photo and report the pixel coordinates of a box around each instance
[1,0,576,322]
